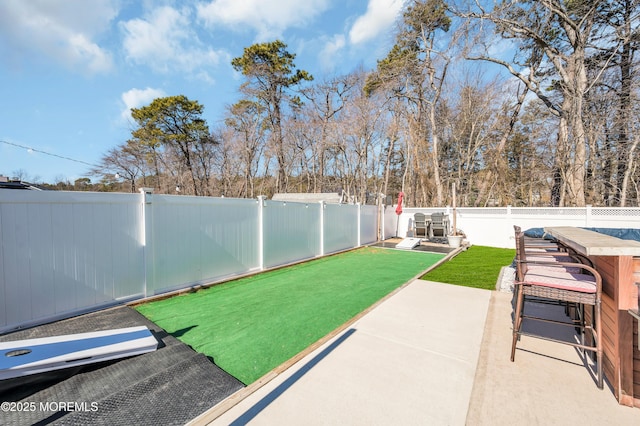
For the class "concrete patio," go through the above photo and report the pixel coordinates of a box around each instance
[194,280,640,425]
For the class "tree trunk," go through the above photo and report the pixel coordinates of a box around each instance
[617,1,634,206]
[429,105,443,206]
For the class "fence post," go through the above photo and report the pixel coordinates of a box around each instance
[356,203,361,247]
[258,196,265,270]
[378,203,383,241]
[382,204,385,241]
[319,201,325,256]
[139,188,154,297]
[586,204,592,227]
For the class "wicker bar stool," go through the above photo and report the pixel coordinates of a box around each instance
[515,225,594,267]
[511,227,603,389]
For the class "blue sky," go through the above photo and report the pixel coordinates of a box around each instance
[0,0,409,184]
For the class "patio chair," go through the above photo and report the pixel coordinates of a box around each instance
[430,212,449,239]
[511,227,603,389]
[414,213,429,239]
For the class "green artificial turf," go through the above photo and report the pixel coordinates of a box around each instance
[421,245,515,290]
[136,247,444,384]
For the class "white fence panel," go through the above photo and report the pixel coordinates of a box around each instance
[0,190,144,332]
[385,207,449,239]
[360,205,378,245]
[263,200,321,268]
[456,207,528,248]
[150,195,260,294]
[324,204,359,254]
[383,207,400,239]
[387,206,640,249]
[0,189,377,332]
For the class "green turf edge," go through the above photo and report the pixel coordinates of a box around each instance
[135,246,445,384]
[420,245,515,290]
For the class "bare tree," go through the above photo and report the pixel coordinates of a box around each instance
[224,100,267,198]
[457,0,619,206]
[300,73,358,193]
[91,140,151,192]
[366,0,453,207]
[231,40,313,193]
[592,0,640,205]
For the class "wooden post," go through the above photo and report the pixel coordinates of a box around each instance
[452,182,457,235]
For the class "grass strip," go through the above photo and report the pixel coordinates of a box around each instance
[136,246,444,384]
[421,245,515,290]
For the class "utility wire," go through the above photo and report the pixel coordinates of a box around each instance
[0,139,99,168]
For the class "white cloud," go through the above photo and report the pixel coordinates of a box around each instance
[120,87,166,121]
[318,34,346,72]
[0,0,116,73]
[197,0,330,40]
[121,6,227,78]
[349,0,406,45]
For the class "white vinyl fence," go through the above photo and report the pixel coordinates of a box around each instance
[385,205,640,248]
[0,189,377,333]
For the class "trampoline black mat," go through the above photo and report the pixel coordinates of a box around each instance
[0,306,243,426]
